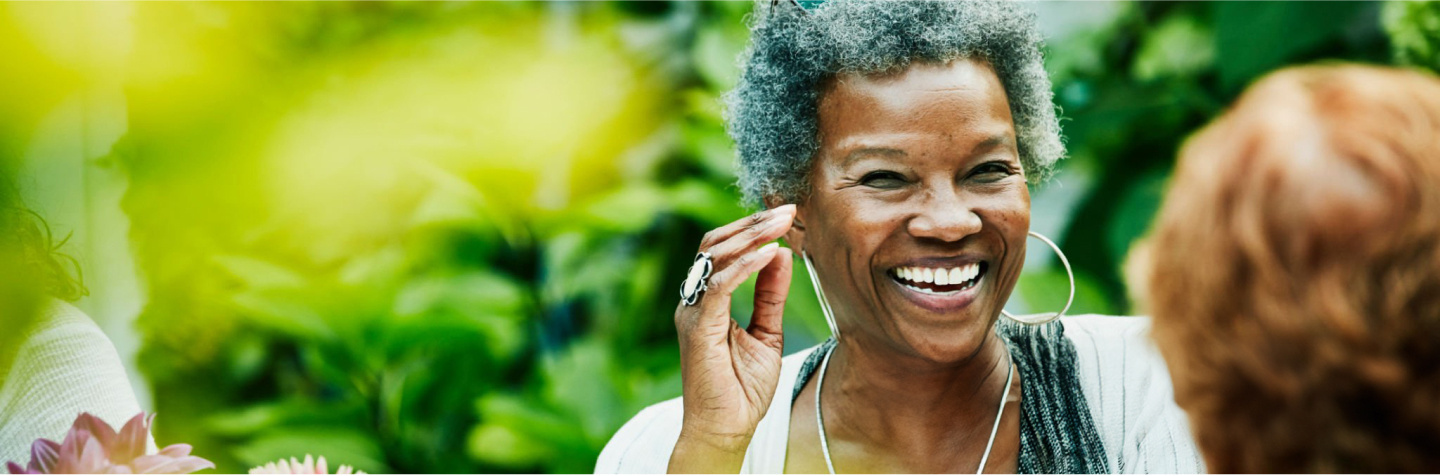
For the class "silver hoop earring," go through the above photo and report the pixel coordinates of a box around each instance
[1001,231,1075,325]
[801,251,841,341]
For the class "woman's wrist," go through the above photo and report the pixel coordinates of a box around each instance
[668,430,753,473]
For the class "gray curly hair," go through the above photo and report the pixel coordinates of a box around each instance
[724,0,1064,207]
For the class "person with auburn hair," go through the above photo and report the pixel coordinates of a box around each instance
[1144,64,1440,472]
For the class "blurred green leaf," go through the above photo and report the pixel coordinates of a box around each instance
[1214,1,1369,89]
[1385,1,1440,69]
[692,23,745,90]
[575,185,668,233]
[393,271,528,318]
[1106,170,1168,265]
[215,255,308,289]
[231,288,336,340]
[467,423,552,469]
[668,178,746,224]
[540,339,626,444]
[474,394,583,450]
[1016,267,1115,317]
[1131,14,1214,81]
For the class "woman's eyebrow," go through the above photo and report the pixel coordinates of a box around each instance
[970,134,1016,155]
[841,147,906,167]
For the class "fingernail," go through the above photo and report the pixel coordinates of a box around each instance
[767,205,796,222]
[758,242,780,254]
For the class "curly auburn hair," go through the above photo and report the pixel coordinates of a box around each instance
[1145,64,1440,473]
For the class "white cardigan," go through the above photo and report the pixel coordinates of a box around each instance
[596,315,1204,473]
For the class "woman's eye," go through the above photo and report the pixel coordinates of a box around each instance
[860,171,907,189]
[971,162,1015,181]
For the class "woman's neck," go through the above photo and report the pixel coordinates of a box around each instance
[822,329,1012,448]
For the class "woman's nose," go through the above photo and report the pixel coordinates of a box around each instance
[907,192,983,242]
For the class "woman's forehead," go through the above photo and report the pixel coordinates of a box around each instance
[817,59,1016,156]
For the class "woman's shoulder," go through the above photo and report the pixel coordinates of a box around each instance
[14,301,127,371]
[0,301,147,467]
[594,395,683,474]
[594,345,820,474]
[1060,314,1206,473]
[1060,315,1173,404]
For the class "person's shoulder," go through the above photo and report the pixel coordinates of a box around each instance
[1059,314,1165,407]
[1061,314,1152,340]
[594,344,822,474]
[0,300,148,467]
[16,301,128,382]
[15,300,128,379]
[26,300,105,340]
[595,396,684,474]
[1060,314,1204,473]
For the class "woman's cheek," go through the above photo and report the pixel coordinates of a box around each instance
[985,189,1031,308]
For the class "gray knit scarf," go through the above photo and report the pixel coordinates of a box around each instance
[791,318,1109,473]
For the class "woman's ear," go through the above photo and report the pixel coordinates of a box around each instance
[764,196,807,256]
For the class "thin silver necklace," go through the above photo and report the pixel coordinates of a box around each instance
[814,345,1015,475]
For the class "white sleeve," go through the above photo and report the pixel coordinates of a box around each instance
[1064,315,1206,474]
[1121,318,1204,474]
[595,397,684,474]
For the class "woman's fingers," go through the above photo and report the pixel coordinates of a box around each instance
[747,246,792,347]
[676,205,795,337]
[692,242,784,332]
[700,206,796,269]
[698,204,796,250]
[708,242,781,297]
[704,215,793,275]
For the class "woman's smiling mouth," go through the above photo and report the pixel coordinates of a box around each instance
[887,262,988,311]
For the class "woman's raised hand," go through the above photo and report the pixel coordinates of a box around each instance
[668,204,796,474]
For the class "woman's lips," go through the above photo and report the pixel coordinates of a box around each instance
[887,262,988,312]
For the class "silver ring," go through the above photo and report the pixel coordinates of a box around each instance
[680,252,714,306]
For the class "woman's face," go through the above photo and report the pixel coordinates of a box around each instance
[793,58,1029,363]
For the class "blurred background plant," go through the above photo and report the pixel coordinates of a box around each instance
[0,1,1425,473]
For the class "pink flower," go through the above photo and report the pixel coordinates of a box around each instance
[5,412,214,474]
[248,455,361,475]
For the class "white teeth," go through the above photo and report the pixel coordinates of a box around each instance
[893,263,982,287]
[910,285,953,295]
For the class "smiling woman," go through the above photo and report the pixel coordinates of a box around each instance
[595,1,1201,474]
[801,60,1028,346]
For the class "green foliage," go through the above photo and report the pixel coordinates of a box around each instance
[115,2,830,473]
[1385,0,1440,69]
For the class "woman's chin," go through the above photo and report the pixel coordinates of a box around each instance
[857,269,1007,363]
[878,309,999,365]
